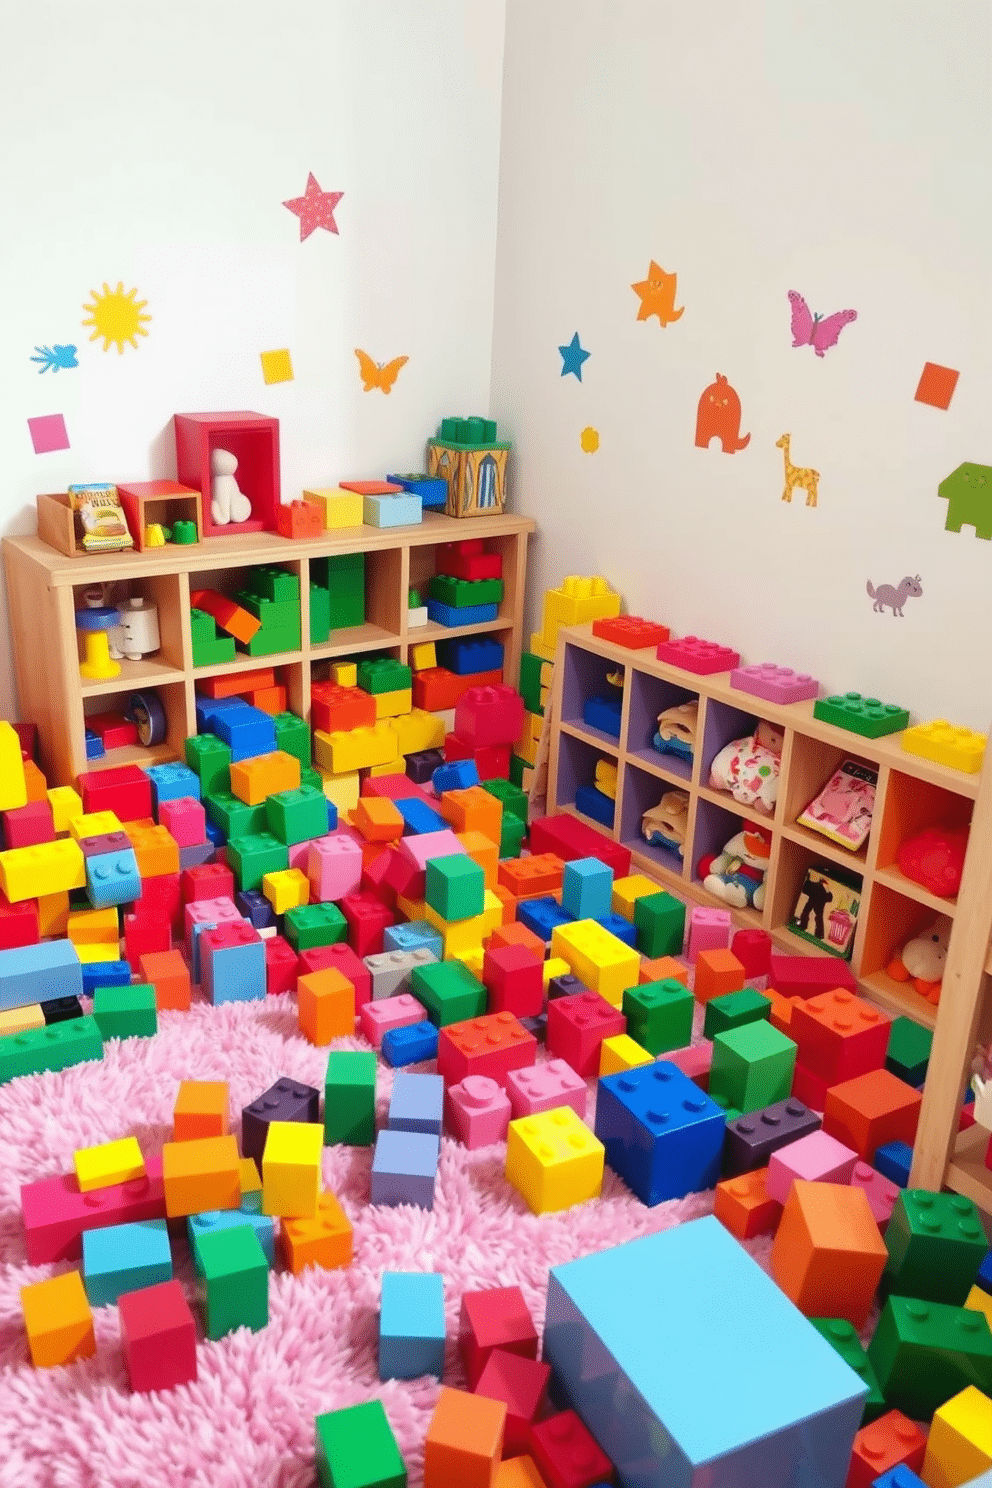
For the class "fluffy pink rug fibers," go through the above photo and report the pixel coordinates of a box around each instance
[0,993,756,1488]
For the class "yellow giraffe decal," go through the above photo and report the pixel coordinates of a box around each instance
[776,433,819,508]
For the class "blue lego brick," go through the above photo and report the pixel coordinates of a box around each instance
[194,695,247,731]
[188,918,220,984]
[363,492,423,528]
[205,817,226,849]
[80,958,131,997]
[583,694,623,739]
[387,1072,444,1135]
[575,785,615,828]
[85,730,105,759]
[82,1218,172,1307]
[397,798,449,835]
[595,911,637,947]
[178,841,215,871]
[517,896,575,943]
[0,939,83,1012]
[386,473,448,508]
[325,799,339,831]
[381,1020,439,1068]
[188,1207,275,1270]
[383,920,444,959]
[370,1128,440,1209]
[595,1061,727,1206]
[146,762,201,810]
[379,1270,445,1380]
[85,848,141,908]
[209,705,277,763]
[544,1217,868,1488]
[237,889,276,930]
[437,637,505,675]
[561,857,614,920]
[432,759,480,793]
[874,1139,913,1188]
[871,1471,926,1487]
[977,1250,992,1296]
[426,598,499,629]
[202,934,266,1005]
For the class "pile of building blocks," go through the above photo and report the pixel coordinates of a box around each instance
[426,538,505,628]
[190,565,302,667]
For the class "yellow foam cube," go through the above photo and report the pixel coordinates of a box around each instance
[374,688,412,720]
[68,811,121,841]
[314,722,398,774]
[74,1136,145,1192]
[529,632,556,663]
[262,1120,323,1218]
[924,1385,992,1487]
[67,907,119,945]
[76,940,121,963]
[611,874,661,921]
[902,720,986,774]
[0,722,26,811]
[0,1003,44,1036]
[370,758,407,778]
[302,486,364,529]
[542,956,571,986]
[391,708,446,756]
[525,711,543,743]
[551,919,640,1007]
[47,786,83,833]
[967,1286,992,1329]
[424,903,489,958]
[317,767,361,814]
[505,1106,605,1214]
[332,662,358,687]
[599,1033,655,1076]
[516,731,539,766]
[411,641,437,671]
[21,1269,95,1368]
[37,890,70,938]
[262,867,310,915]
[0,838,86,902]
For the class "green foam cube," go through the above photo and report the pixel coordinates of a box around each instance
[410,960,486,1026]
[0,1015,103,1085]
[186,733,232,796]
[198,1224,269,1340]
[324,1050,377,1146]
[634,891,685,958]
[91,983,157,1040]
[623,978,694,1056]
[703,989,772,1041]
[266,784,328,846]
[285,902,348,951]
[226,832,289,890]
[425,854,485,921]
[315,1399,407,1488]
[710,1020,797,1113]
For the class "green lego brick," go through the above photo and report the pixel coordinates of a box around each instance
[623,979,694,1056]
[91,983,157,1040]
[868,1294,992,1421]
[236,591,299,629]
[192,635,237,667]
[408,588,422,610]
[885,1016,932,1086]
[634,891,686,959]
[425,854,486,921]
[324,1050,377,1146]
[300,765,323,793]
[273,712,311,769]
[703,989,772,1041]
[198,1223,269,1340]
[310,584,331,645]
[313,553,366,631]
[315,1399,407,1488]
[226,832,289,891]
[241,624,301,658]
[709,1020,798,1114]
[499,812,527,859]
[285,902,348,951]
[357,658,413,696]
[813,692,910,739]
[410,960,486,1027]
[0,1015,103,1085]
[185,733,232,796]
[809,1319,887,1424]
[204,791,267,840]
[190,607,218,642]
[247,565,300,603]
[509,754,527,789]
[881,1190,988,1306]
[436,415,500,446]
[482,778,528,824]
[519,652,546,716]
[266,784,329,846]
[428,574,505,608]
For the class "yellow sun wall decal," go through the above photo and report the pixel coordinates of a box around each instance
[81,282,151,354]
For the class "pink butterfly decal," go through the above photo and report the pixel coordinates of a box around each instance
[788,291,857,357]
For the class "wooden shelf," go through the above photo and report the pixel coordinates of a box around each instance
[309,626,400,659]
[872,863,958,918]
[79,657,186,696]
[559,720,621,756]
[411,616,514,646]
[947,1124,992,1212]
[780,822,869,873]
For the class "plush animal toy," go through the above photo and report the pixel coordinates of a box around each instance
[653,700,699,764]
[697,822,772,910]
[709,720,784,814]
[641,790,690,858]
[887,914,951,1006]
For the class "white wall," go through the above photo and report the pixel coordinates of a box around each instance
[0,0,506,718]
[492,0,992,731]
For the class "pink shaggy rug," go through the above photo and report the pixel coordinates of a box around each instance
[0,994,766,1488]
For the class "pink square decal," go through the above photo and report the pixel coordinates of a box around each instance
[28,414,70,454]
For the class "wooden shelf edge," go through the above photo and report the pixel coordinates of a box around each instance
[947,1124,992,1211]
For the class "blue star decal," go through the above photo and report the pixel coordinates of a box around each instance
[558,332,590,381]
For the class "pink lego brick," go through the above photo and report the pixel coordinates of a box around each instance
[158,797,207,848]
[307,832,363,902]
[730,663,820,705]
[286,839,311,872]
[21,1153,166,1265]
[505,1059,587,1120]
[454,685,526,750]
[397,828,465,875]
[666,1040,713,1091]
[769,953,857,1000]
[184,895,241,954]
[656,636,740,675]
[445,1075,512,1148]
[359,991,428,1049]
[731,928,772,979]
[687,906,732,961]
[849,1160,900,1230]
[765,1129,858,1205]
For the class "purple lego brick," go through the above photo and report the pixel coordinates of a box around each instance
[548,973,588,1001]
[241,1077,320,1166]
[722,1097,822,1179]
[656,636,740,675]
[78,830,134,860]
[730,663,819,705]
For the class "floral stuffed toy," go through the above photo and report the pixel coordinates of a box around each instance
[709,719,784,814]
[697,821,772,909]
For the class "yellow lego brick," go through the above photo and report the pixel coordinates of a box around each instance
[410,641,437,671]
[540,661,553,688]
[67,907,119,945]
[37,890,70,938]
[313,722,398,775]
[539,685,551,709]
[424,902,489,958]
[539,576,621,651]
[542,956,571,986]
[302,486,364,529]
[452,945,486,977]
[396,893,427,922]
[239,1156,262,1206]
[924,1385,992,1488]
[317,767,360,814]
[21,1269,95,1368]
[551,919,640,1007]
[902,720,986,774]
[0,838,86,902]
[520,764,535,793]
[516,731,539,766]
[262,1120,323,1218]
[0,1002,45,1036]
[374,688,412,720]
[47,786,83,834]
[369,757,406,778]
[0,722,26,811]
[262,867,310,915]
[76,941,121,963]
[74,1136,145,1192]
[611,874,661,921]
[390,708,446,756]
[505,1106,605,1214]
[967,1286,992,1329]
[595,760,618,800]
[524,711,543,743]
[529,632,557,663]
[332,662,358,687]
[599,1033,655,1076]
[68,811,121,841]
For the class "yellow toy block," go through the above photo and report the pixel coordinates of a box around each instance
[599,1033,654,1076]
[516,730,539,766]
[551,919,640,1007]
[0,1003,44,1036]
[317,767,361,814]
[458,830,499,889]
[332,662,358,687]
[505,1105,605,1214]
[229,750,300,806]
[595,759,618,800]
[0,838,86,902]
[302,486,364,529]
[391,707,445,756]
[314,722,398,774]
[902,720,986,774]
[452,945,486,977]
[924,1385,992,1487]
[21,1269,95,1368]
[262,1119,323,1218]
[542,956,571,986]
[0,722,26,811]
[74,1135,145,1192]
[239,1156,262,1207]
[37,890,70,938]
[524,711,543,743]
[374,688,412,720]
[161,1134,241,1218]
[539,576,621,651]
[68,811,121,841]
[967,1286,992,1328]
[611,874,660,921]
[369,757,406,778]
[67,906,119,945]
[263,867,310,914]
[47,786,83,833]
[540,685,551,709]
[76,941,121,963]
[411,641,437,671]
[396,893,427,922]
[529,632,556,663]
[280,1190,353,1274]
[424,903,489,958]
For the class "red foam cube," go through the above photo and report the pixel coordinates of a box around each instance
[436,540,503,582]
[2,799,56,849]
[340,891,393,958]
[528,1410,615,1488]
[768,953,857,1000]
[123,912,171,962]
[459,1286,539,1389]
[0,891,40,949]
[21,1155,166,1265]
[731,928,773,979]
[546,992,626,1077]
[85,711,139,750]
[474,1347,551,1456]
[297,941,371,1010]
[78,763,153,822]
[118,1279,197,1393]
[528,815,632,878]
[133,872,182,933]
[265,934,299,996]
[454,685,525,750]
[592,615,670,649]
[181,861,236,905]
[483,944,545,1018]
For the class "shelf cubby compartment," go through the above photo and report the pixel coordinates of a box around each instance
[72,571,187,683]
[619,762,690,881]
[857,880,948,1028]
[767,835,863,959]
[873,769,972,912]
[699,700,778,820]
[781,732,874,829]
[189,559,304,668]
[309,548,403,654]
[408,532,520,637]
[690,797,768,916]
[82,680,190,772]
[194,661,308,722]
[559,640,625,750]
[553,731,620,833]
[626,670,699,783]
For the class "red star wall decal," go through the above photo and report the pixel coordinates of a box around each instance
[283,173,344,241]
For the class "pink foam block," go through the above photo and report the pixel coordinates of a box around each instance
[184,894,240,953]
[287,839,311,872]
[849,1160,900,1229]
[158,797,207,848]
[687,906,732,961]
[397,828,465,875]
[28,413,70,454]
[505,1059,587,1120]
[656,636,740,675]
[666,1040,713,1090]
[359,991,427,1049]
[445,1075,512,1148]
[307,832,363,902]
[21,1153,166,1265]
[730,663,820,705]
[454,685,525,750]
[765,1129,858,1204]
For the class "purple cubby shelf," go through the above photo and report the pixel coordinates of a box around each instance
[561,642,624,745]
[700,700,762,790]
[626,672,698,783]
[555,732,612,817]
[691,798,752,889]
[620,763,689,877]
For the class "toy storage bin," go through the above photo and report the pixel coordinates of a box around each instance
[626,670,699,784]
[81,680,189,773]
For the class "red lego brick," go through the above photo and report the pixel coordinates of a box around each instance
[124,911,171,963]
[528,815,631,878]
[181,861,236,905]
[310,683,376,734]
[437,1012,538,1087]
[592,615,670,649]
[77,763,153,822]
[546,992,626,1078]
[768,953,857,1000]
[436,540,503,582]
[655,636,740,675]
[380,846,424,902]
[459,1286,539,1388]
[118,1278,197,1393]
[277,499,322,539]
[2,799,56,849]
[498,854,565,901]
[822,1069,923,1160]
[265,934,299,996]
[0,890,39,949]
[197,669,278,700]
[731,928,772,978]
[297,941,371,1010]
[21,1154,166,1265]
[789,990,891,1086]
[791,1063,831,1112]
[845,1409,926,1488]
[414,667,503,713]
[139,949,191,1011]
[339,891,393,958]
[474,1348,551,1456]
[13,722,38,761]
[483,944,545,1018]
[527,1411,615,1488]
[360,847,398,907]
[85,710,139,750]
[133,872,182,934]
[454,685,525,750]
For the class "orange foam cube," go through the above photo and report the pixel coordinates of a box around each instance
[822,1068,923,1159]
[458,830,500,890]
[23,759,48,802]
[21,1269,95,1368]
[693,948,746,1004]
[488,922,543,958]
[139,949,191,1011]
[353,796,405,843]
[198,668,278,700]
[229,750,301,806]
[247,685,287,715]
[173,1080,228,1141]
[639,955,689,986]
[491,883,517,925]
[498,853,565,901]
[124,821,180,877]
[440,786,502,843]
[297,967,355,1046]
[279,1191,353,1274]
[424,1386,506,1488]
[494,1459,548,1488]
[771,1179,888,1327]
[713,1166,783,1240]
[161,1134,240,1218]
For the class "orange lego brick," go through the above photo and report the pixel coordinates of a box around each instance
[767,989,795,1033]
[848,1409,926,1488]
[822,1068,923,1159]
[424,1386,507,1488]
[693,948,746,1003]
[246,685,287,715]
[713,1167,783,1241]
[310,683,376,734]
[438,1011,537,1086]
[139,949,191,1011]
[198,668,278,699]
[23,759,48,802]
[190,589,261,644]
[488,922,544,958]
[790,989,891,1086]
[297,967,355,1046]
[21,1269,95,1368]
[592,614,670,648]
[639,955,689,986]
[353,796,405,843]
[494,1458,547,1488]
[173,1080,228,1141]
[279,1191,353,1274]
[440,786,502,843]
[414,667,503,713]
[161,1134,240,1218]
[458,830,500,890]
[229,750,301,807]
[124,821,180,877]
[770,1179,887,1328]
[498,853,565,901]
[491,883,517,924]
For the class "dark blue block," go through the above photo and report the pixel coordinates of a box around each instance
[237,889,275,930]
[976,1249,992,1296]
[42,995,83,1024]
[517,896,575,942]
[81,959,132,996]
[548,973,588,1000]
[397,798,449,835]
[870,1469,926,1487]
[381,1020,440,1068]
[583,695,622,738]
[722,1098,821,1178]
[84,730,105,759]
[407,749,445,784]
[873,1139,912,1188]
[518,1013,547,1044]
[574,784,615,828]
[325,800,339,831]
[594,913,637,947]
[437,637,505,675]
[426,599,498,629]
[241,1077,320,1167]
[386,473,448,508]
[595,1062,726,1205]
[432,759,480,793]
[205,818,226,848]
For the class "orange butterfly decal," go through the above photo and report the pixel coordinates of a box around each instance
[355,348,408,394]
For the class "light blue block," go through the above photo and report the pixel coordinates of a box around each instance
[86,848,141,908]
[0,938,82,1012]
[544,1217,867,1488]
[189,918,218,984]
[202,935,266,1005]
[388,1072,444,1135]
[82,1219,172,1307]
[363,493,423,528]
[383,920,444,959]
[370,1129,440,1209]
[561,857,614,920]
[146,761,202,810]
[188,1207,275,1270]
[379,1271,445,1379]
